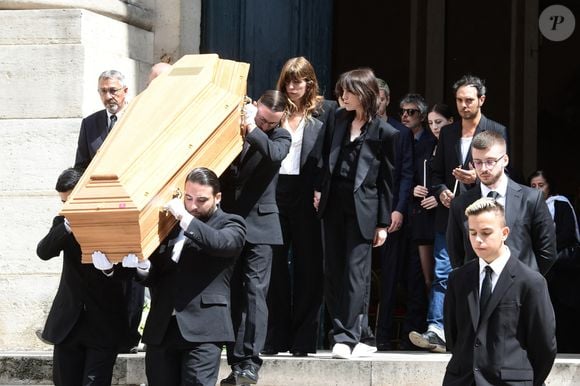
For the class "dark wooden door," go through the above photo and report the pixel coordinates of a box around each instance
[201,0,334,100]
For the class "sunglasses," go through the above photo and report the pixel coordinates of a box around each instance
[400,108,419,117]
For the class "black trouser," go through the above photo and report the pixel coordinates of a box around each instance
[52,313,118,386]
[145,317,222,386]
[323,179,372,347]
[265,175,323,353]
[227,242,273,369]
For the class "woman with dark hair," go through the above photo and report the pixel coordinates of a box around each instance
[262,57,328,357]
[411,103,454,290]
[315,68,398,359]
[529,169,580,353]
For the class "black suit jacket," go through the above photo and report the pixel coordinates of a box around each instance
[447,178,557,275]
[140,208,246,345]
[444,255,556,386]
[37,216,131,348]
[318,109,398,240]
[74,109,110,169]
[220,125,291,245]
[386,117,414,216]
[431,114,508,231]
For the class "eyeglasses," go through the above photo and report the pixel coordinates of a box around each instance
[400,108,419,117]
[98,87,125,96]
[471,154,505,169]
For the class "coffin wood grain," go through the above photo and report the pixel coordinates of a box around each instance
[60,54,250,263]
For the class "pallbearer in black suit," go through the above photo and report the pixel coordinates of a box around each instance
[444,198,556,386]
[315,68,398,359]
[219,90,291,385]
[263,57,326,357]
[37,168,133,386]
[137,168,246,386]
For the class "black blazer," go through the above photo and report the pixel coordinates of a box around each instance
[444,256,556,386]
[386,117,414,216]
[220,125,291,245]
[37,216,131,348]
[431,114,508,231]
[447,178,557,275]
[318,109,398,240]
[140,208,246,345]
[74,109,109,169]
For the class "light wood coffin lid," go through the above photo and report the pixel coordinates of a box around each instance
[60,54,250,263]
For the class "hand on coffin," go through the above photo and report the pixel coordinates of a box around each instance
[242,102,258,131]
[92,250,114,271]
[122,253,151,270]
[163,198,194,230]
[63,217,72,233]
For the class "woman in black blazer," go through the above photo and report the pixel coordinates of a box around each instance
[315,68,398,359]
[263,56,329,357]
[529,169,580,353]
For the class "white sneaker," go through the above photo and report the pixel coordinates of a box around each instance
[351,342,377,358]
[331,343,352,359]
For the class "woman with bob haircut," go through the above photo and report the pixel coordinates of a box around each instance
[315,67,398,359]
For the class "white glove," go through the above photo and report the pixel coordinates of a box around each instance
[63,218,72,233]
[164,198,194,230]
[122,253,151,270]
[92,251,113,271]
[242,103,258,127]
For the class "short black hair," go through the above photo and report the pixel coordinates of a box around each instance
[186,167,220,194]
[258,90,288,113]
[452,74,486,98]
[55,167,83,192]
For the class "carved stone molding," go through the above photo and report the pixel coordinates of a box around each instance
[0,0,153,30]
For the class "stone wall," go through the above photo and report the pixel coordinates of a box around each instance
[0,1,200,350]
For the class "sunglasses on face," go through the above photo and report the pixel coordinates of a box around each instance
[400,108,419,117]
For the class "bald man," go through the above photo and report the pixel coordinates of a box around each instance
[148,62,173,85]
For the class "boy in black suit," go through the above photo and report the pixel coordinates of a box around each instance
[443,197,556,385]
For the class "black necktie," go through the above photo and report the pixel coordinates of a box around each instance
[480,265,493,313]
[487,190,499,200]
[108,114,117,132]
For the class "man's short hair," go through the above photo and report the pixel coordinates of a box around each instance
[258,90,288,113]
[186,167,220,194]
[55,167,84,192]
[376,78,390,97]
[471,129,506,151]
[465,197,505,224]
[400,93,428,117]
[98,70,126,87]
[452,74,486,97]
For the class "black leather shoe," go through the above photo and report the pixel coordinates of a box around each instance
[237,364,259,384]
[291,351,308,357]
[260,348,278,355]
[220,370,240,385]
[408,331,446,353]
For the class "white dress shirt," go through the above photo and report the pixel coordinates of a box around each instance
[478,245,511,294]
[279,117,305,175]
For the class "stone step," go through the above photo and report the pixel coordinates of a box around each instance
[1,351,579,385]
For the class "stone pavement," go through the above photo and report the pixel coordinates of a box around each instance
[1,351,580,385]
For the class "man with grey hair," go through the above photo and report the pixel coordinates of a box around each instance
[74,70,128,169]
[73,70,143,354]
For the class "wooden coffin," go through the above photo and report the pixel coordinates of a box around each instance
[60,54,250,263]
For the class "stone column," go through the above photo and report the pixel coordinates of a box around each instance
[0,2,156,350]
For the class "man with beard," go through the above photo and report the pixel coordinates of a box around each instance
[136,167,246,386]
[446,130,556,274]
[74,70,128,169]
[409,75,509,353]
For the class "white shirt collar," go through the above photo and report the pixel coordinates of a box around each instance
[478,245,511,291]
[480,173,508,200]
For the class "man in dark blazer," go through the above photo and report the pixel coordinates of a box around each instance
[74,69,128,169]
[137,167,246,386]
[219,90,291,385]
[447,130,557,274]
[410,74,509,352]
[444,197,556,386]
[37,167,133,386]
